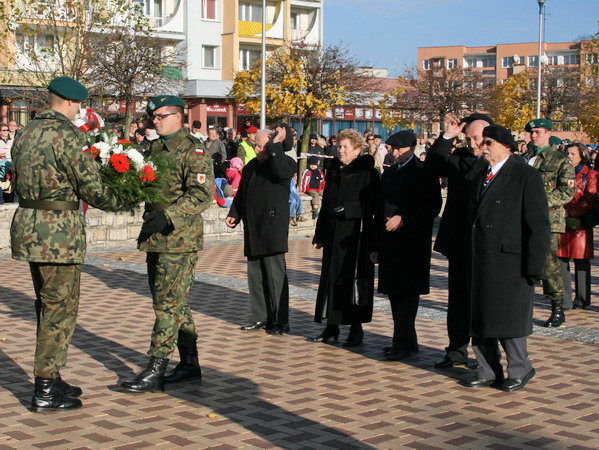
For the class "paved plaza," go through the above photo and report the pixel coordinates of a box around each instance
[1,236,598,449]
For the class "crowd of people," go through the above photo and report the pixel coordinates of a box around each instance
[5,75,598,413]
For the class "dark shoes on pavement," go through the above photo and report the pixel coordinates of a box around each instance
[164,344,202,383]
[460,377,504,388]
[120,356,169,393]
[543,304,565,327]
[266,324,290,335]
[434,354,478,369]
[342,325,363,348]
[31,377,82,413]
[308,324,340,343]
[500,368,536,392]
[240,321,268,331]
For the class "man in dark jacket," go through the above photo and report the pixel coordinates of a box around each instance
[226,126,297,335]
[426,113,493,368]
[462,125,550,392]
[372,130,442,361]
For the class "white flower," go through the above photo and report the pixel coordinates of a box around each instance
[125,148,145,170]
[113,144,123,154]
[95,142,112,166]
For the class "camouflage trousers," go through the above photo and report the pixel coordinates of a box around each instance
[29,263,80,379]
[146,252,198,359]
[542,233,565,305]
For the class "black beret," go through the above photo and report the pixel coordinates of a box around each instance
[460,113,494,126]
[386,130,417,148]
[309,133,318,140]
[48,76,88,102]
[147,95,185,115]
[483,125,519,153]
[307,156,318,165]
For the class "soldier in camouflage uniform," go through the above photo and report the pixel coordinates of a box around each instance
[524,119,575,327]
[10,77,129,412]
[120,95,214,393]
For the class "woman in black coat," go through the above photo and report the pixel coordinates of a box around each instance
[310,129,380,347]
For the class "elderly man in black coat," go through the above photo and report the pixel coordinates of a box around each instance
[372,130,442,361]
[462,125,550,392]
[226,126,297,335]
[426,113,492,369]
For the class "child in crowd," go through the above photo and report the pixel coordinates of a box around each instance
[226,157,243,195]
[300,156,325,219]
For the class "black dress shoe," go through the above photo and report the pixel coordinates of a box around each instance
[501,368,535,392]
[434,355,468,369]
[385,348,413,361]
[307,325,339,343]
[384,344,418,354]
[460,377,503,388]
[240,321,268,331]
[343,330,363,348]
[266,324,289,335]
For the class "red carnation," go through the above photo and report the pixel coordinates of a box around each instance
[140,165,155,182]
[118,139,132,144]
[110,153,130,173]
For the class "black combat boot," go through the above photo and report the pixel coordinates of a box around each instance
[120,357,169,393]
[55,377,82,397]
[31,377,82,412]
[164,344,202,383]
[543,303,565,328]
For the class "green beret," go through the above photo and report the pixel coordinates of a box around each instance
[147,95,185,115]
[549,136,562,146]
[48,76,88,102]
[562,138,571,144]
[525,118,553,132]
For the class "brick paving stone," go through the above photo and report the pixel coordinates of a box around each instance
[1,238,599,449]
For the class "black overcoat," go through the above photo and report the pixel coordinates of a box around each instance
[467,155,550,338]
[313,154,380,324]
[376,157,442,297]
[426,137,487,258]
[228,142,296,257]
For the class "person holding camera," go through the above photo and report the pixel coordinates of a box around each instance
[225,126,297,335]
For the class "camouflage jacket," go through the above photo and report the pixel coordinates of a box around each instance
[10,109,125,264]
[138,128,214,253]
[527,144,575,233]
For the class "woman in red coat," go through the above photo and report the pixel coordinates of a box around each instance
[557,142,597,309]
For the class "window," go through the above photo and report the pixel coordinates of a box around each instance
[465,57,495,68]
[202,0,216,20]
[502,57,514,68]
[423,59,432,70]
[447,58,458,69]
[291,11,299,30]
[482,57,495,68]
[528,55,539,66]
[203,45,218,68]
[16,32,56,68]
[239,2,262,22]
[563,54,579,65]
[240,48,261,71]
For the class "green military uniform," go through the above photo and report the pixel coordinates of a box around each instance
[525,119,575,309]
[139,127,214,359]
[11,107,125,379]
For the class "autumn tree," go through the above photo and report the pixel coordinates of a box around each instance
[379,64,490,132]
[230,41,377,172]
[488,71,536,131]
[578,26,599,141]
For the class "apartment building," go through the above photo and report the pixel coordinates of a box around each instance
[417,41,593,139]
[0,0,324,132]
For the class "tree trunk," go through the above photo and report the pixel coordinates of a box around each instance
[298,115,312,178]
[124,98,133,140]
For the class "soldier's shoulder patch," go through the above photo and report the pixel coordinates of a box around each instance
[197,173,206,184]
[568,179,575,187]
[195,148,204,156]
[82,145,89,153]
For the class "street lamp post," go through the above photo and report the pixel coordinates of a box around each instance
[536,0,546,119]
[260,0,266,129]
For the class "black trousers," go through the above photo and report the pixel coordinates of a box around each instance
[247,253,289,328]
[445,256,470,362]
[389,294,420,351]
[472,336,532,380]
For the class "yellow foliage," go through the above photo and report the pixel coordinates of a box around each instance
[489,72,536,131]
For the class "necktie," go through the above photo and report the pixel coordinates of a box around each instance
[482,167,494,190]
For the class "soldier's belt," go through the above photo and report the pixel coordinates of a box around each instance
[146,203,169,212]
[19,199,79,211]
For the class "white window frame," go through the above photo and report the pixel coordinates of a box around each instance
[528,55,538,67]
[201,0,217,21]
[202,45,219,69]
[240,48,261,71]
[423,59,432,70]
[502,57,514,68]
[239,2,262,22]
[447,58,458,69]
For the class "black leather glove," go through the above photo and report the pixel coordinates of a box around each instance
[138,211,171,243]
[330,205,345,218]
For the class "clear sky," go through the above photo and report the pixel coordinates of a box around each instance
[324,0,598,77]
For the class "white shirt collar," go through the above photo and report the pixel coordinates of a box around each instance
[489,154,510,176]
